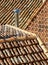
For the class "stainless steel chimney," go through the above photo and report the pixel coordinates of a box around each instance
[13,9,20,27]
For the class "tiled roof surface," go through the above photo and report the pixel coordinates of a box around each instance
[0,0,45,29]
[0,25,48,65]
[26,0,48,50]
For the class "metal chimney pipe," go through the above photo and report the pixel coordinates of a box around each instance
[13,9,20,27]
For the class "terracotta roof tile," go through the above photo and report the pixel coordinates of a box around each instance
[0,25,48,65]
[0,0,45,29]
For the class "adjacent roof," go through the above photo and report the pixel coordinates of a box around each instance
[26,0,48,56]
[0,25,48,65]
[0,0,46,29]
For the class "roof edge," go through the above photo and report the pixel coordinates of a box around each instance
[37,35,48,58]
[6,24,36,37]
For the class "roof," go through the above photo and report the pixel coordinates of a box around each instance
[26,0,48,55]
[0,0,46,29]
[0,25,48,65]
